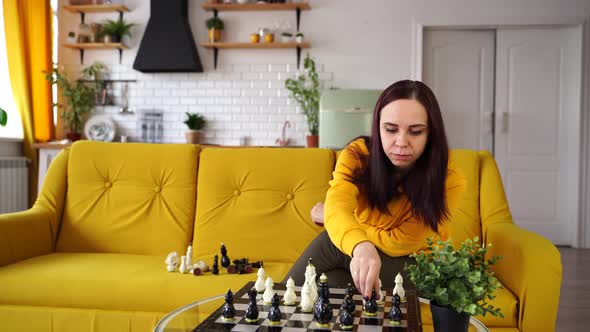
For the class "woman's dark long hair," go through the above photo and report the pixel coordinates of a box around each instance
[356,80,449,232]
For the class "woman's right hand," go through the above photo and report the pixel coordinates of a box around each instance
[350,241,381,299]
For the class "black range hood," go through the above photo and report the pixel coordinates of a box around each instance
[133,0,203,73]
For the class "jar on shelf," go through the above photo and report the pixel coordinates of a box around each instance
[77,23,91,43]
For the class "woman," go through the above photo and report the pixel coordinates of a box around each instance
[284,80,466,299]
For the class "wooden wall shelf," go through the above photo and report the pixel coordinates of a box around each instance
[202,3,310,12]
[63,43,128,64]
[62,4,129,23]
[201,42,310,69]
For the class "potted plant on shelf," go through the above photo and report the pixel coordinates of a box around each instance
[100,18,134,43]
[295,32,304,43]
[81,62,107,105]
[285,54,320,147]
[404,237,504,332]
[45,64,101,141]
[206,16,224,42]
[184,112,207,144]
[281,32,293,43]
[67,31,77,44]
[0,107,7,127]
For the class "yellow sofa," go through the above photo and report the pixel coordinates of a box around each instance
[0,141,560,332]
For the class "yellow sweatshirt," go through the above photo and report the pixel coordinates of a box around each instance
[324,138,466,257]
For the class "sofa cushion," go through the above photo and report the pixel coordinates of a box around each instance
[0,253,292,313]
[193,148,334,264]
[448,150,482,246]
[56,142,200,255]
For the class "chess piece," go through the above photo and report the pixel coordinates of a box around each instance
[255,267,266,292]
[193,260,209,272]
[179,255,189,274]
[313,273,332,328]
[283,276,297,305]
[222,289,236,321]
[212,255,219,275]
[263,277,274,304]
[339,302,354,330]
[305,258,318,303]
[220,243,231,268]
[165,252,178,272]
[377,278,385,305]
[300,281,313,312]
[342,293,356,314]
[185,243,193,270]
[363,288,378,316]
[392,293,401,307]
[267,293,282,325]
[245,288,259,323]
[389,302,402,324]
[393,272,405,299]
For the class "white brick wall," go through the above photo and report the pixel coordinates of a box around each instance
[68,63,331,147]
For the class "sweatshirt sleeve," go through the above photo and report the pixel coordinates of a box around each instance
[324,140,369,257]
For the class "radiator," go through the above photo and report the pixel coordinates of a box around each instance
[0,157,29,213]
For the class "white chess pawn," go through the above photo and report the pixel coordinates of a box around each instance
[179,255,188,274]
[300,281,313,312]
[255,267,266,293]
[377,278,385,305]
[185,243,193,271]
[165,252,179,272]
[393,272,405,299]
[263,276,275,304]
[283,276,297,305]
[193,260,209,272]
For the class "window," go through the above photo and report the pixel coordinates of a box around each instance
[0,0,58,139]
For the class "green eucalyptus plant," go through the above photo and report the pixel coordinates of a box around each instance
[184,112,206,130]
[100,18,135,42]
[405,237,504,318]
[285,54,320,136]
[0,107,7,127]
[45,63,101,133]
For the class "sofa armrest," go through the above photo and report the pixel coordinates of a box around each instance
[0,206,54,267]
[485,222,561,332]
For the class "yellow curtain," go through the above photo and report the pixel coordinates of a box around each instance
[3,0,54,205]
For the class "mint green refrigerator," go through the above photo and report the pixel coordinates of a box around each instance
[319,89,381,149]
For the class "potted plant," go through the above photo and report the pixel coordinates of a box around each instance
[281,32,293,43]
[81,62,107,104]
[184,112,206,144]
[0,107,7,127]
[206,16,224,42]
[404,237,504,332]
[67,31,77,44]
[100,18,134,43]
[295,32,304,43]
[285,54,320,147]
[45,64,101,141]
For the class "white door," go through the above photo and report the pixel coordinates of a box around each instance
[423,29,495,152]
[422,26,582,245]
[495,27,582,245]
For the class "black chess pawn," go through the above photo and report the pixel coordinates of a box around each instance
[245,288,259,323]
[212,255,219,275]
[392,293,401,306]
[363,289,378,316]
[342,294,356,314]
[345,283,355,298]
[389,303,402,324]
[222,289,236,321]
[267,293,282,325]
[339,302,354,330]
[220,243,230,268]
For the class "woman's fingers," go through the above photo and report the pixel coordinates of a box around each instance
[363,264,380,299]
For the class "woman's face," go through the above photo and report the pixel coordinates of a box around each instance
[379,99,429,171]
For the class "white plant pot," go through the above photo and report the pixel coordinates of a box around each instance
[281,36,292,43]
[295,36,304,43]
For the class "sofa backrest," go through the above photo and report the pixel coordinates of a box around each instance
[193,148,335,264]
[56,141,200,255]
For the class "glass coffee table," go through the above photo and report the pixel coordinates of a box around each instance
[154,293,489,332]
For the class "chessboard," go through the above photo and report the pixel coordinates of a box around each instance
[192,281,422,332]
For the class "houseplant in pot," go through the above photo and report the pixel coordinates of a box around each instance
[184,112,206,144]
[285,54,320,147]
[45,64,100,141]
[206,16,224,42]
[0,107,7,127]
[100,18,134,43]
[405,237,503,332]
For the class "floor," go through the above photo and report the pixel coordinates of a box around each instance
[555,247,590,332]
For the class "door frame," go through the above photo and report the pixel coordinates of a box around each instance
[411,16,590,248]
